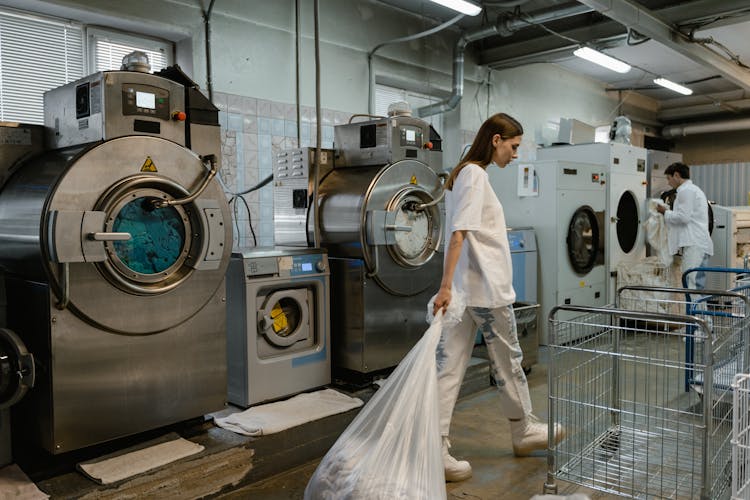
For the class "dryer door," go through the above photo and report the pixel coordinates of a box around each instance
[616,191,640,254]
[567,205,601,275]
[257,288,311,347]
[0,328,34,410]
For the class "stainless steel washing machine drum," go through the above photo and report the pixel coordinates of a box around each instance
[0,135,231,335]
[0,135,231,455]
[314,159,444,296]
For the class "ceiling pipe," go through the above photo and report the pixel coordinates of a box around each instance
[658,98,750,121]
[416,2,592,117]
[576,0,750,94]
[662,117,750,138]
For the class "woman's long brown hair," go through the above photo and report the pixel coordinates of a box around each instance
[445,113,523,190]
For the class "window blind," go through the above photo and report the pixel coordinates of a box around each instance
[0,10,84,124]
[375,83,444,136]
[89,29,171,73]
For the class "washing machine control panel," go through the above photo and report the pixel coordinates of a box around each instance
[241,251,329,278]
[290,253,328,277]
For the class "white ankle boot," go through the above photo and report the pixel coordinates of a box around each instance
[442,437,472,482]
[510,415,565,457]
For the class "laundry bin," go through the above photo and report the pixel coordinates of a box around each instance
[514,302,540,374]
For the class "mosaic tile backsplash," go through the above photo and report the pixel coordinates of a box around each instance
[214,91,472,250]
[213,91,350,249]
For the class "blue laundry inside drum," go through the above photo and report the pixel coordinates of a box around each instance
[112,196,185,274]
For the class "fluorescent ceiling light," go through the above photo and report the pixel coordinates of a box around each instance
[653,77,693,95]
[573,46,631,74]
[429,0,482,16]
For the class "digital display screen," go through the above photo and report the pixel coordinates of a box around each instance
[405,129,416,142]
[301,262,313,272]
[136,91,156,109]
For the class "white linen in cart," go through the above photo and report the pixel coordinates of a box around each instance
[645,198,672,267]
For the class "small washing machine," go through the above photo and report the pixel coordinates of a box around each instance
[490,160,607,344]
[226,247,330,407]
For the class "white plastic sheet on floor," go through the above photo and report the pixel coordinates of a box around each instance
[304,294,465,500]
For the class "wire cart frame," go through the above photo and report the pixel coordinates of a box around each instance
[680,269,750,395]
[732,373,750,499]
[544,287,750,499]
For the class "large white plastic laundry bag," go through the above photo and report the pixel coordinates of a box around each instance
[304,300,461,500]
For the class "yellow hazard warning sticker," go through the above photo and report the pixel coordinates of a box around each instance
[141,156,157,172]
[410,175,417,185]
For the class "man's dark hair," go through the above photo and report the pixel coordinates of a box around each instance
[664,162,690,179]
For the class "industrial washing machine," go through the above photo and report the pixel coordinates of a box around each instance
[490,160,607,344]
[274,112,444,378]
[538,142,647,301]
[708,205,750,290]
[0,56,232,458]
[646,150,682,199]
[0,328,34,467]
[226,247,330,406]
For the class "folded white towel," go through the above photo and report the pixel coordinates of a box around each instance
[0,464,48,500]
[77,434,204,485]
[214,389,363,437]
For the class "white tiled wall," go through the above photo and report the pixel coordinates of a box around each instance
[213,91,347,249]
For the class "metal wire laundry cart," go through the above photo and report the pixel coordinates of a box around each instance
[732,373,750,499]
[543,287,750,499]
[680,271,750,397]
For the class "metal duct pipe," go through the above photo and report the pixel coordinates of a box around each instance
[662,117,750,137]
[416,3,592,117]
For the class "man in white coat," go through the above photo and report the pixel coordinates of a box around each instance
[656,162,713,289]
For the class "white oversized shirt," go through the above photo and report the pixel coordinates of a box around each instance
[444,163,515,308]
[664,179,714,256]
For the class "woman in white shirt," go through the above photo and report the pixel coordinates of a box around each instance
[432,113,563,482]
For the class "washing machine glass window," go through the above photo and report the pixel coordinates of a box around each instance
[0,341,14,404]
[616,191,639,253]
[0,329,33,409]
[111,196,186,274]
[567,206,600,275]
[97,180,201,294]
[257,288,311,348]
[385,188,441,268]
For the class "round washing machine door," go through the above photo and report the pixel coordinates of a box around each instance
[616,191,640,254]
[257,288,310,347]
[0,329,34,410]
[566,205,601,275]
[0,136,232,335]
[316,159,444,296]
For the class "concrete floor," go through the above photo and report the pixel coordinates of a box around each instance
[218,362,614,500]
[25,353,617,500]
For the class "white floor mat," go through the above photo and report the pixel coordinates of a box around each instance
[214,388,363,436]
[76,433,204,484]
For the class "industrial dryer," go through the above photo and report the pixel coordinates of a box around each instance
[538,142,647,301]
[0,56,232,457]
[490,160,607,344]
[646,150,683,199]
[274,113,445,377]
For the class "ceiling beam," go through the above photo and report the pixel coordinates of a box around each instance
[480,0,750,69]
[576,0,750,92]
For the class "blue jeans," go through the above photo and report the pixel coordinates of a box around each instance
[436,305,532,436]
